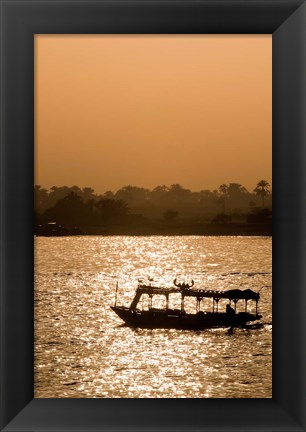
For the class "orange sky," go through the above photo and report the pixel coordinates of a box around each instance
[34,35,272,193]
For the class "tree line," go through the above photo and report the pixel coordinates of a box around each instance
[35,181,271,215]
[34,181,272,234]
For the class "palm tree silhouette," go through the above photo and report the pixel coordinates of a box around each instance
[253,180,271,208]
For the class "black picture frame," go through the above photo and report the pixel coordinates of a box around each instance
[0,0,305,431]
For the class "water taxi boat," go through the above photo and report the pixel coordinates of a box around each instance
[110,279,262,330]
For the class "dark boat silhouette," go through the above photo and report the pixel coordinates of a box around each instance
[111,279,262,330]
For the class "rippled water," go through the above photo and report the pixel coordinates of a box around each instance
[34,236,272,398]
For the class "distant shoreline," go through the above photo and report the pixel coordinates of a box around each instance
[35,223,272,237]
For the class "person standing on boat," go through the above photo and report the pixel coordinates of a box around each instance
[226,303,235,316]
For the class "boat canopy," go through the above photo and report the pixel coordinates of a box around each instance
[223,288,259,301]
[137,284,260,301]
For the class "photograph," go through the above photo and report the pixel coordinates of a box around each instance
[34,34,272,398]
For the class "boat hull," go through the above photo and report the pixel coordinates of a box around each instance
[111,306,261,330]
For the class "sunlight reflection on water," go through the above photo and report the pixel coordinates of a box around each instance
[34,236,271,398]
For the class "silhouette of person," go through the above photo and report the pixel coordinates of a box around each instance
[226,304,235,316]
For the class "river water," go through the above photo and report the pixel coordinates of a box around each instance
[34,235,272,398]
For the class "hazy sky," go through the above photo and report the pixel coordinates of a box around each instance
[35,35,272,193]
